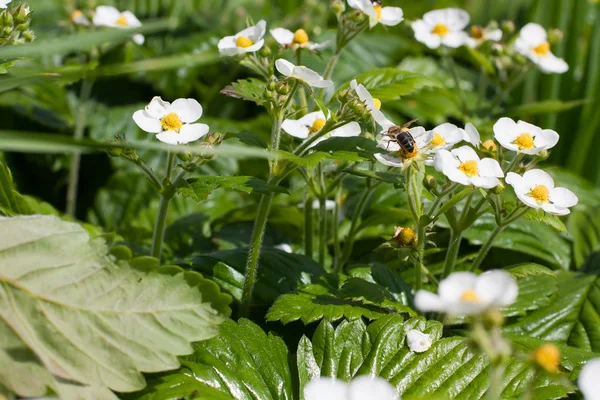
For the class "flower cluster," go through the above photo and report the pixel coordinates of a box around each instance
[71,5,144,45]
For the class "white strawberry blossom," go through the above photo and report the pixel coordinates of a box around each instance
[282,111,360,148]
[304,375,399,400]
[375,126,433,168]
[133,97,209,145]
[506,170,578,216]
[493,117,559,155]
[434,146,503,188]
[515,23,568,74]
[275,59,333,88]
[463,122,482,147]
[579,358,600,400]
[412,8,470,49]
[218,20,266,56]
[347,0,404,28]
[93,6,144,45]
[415,270,518,315]
[270,28,329,51]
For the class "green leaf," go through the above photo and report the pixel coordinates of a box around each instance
[505,271,600,353]
[133,319,293,400]
[266,276,415,325]
[0,162,32,216]
[0,216,223,397]
[311,136,381,159]
[220,78,267,105]
[508,263,556,278]
[461,46,495,75]
[344,168,405,185]
[506,99,589,117]
[337,68,443,101]
[177,176,254,202]
[189,248,325,305]
[522,208,568,233]
[298,316,575,399]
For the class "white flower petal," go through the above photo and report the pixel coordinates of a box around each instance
[535,129,559,150]
[406,330,432,353]
[542,202,571,216]
[415,31,442,49]
[347,0,366,11]
[519,23,548,46]
[375,153,404,167]
[414,290,444,312]
[505,172,522,186]
[470,177,500,189]
[379,7,404,26]
[304,378,348,400]
[479,158,504,178]
[132,34,145,45]
[445,166,473,186]
[550,187,578,208]
[145,96,170,119]
[442,31,467,48]
[331,122,361,137]
[347,376,398,400]
[451,145,480,163]
[282,119,311,139]
[93,6,121,27]
[423,8,470,30]
[475,270,518,307]
[275,58,295,77]
[433,149,456,172]
[487,29,503,42]
[579,358,600,400]
[168,98,203,123]
[538,53,569,74]
[179,123,209,144]
[493,117,519,150]
[522,169,555,190]
[464,123,482,146]
[155,131,180,145]
[132,110,162,133]
[438,272,477,305]
[217,36,241,56]
[121,11,141,27]
[270,28,294,45]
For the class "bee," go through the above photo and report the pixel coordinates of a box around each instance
[370,0,383,4]
[383,119,419,158]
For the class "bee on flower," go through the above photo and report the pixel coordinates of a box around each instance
[415,270,518,315]
[218,20,266,56]
[93,6,144,45]
[412,8,470,49]
[434,146,504,189]
[465,24,502,48]
[275,59,333,88]
[304,375,399,400]
[132,97,209,145]
[281,111,360,147]
[506,169,578,216]
[347,0,404,28]
[270,27,329,51]
[374,121,433,168]
[493,117,559,155]
[515,23,568,74]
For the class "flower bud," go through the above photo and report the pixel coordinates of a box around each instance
[532,344,560,373]
[276,81,290,95]
[352,101,367,116]
[177,152,192,162]
[513,53,527,66]
[351,10,365,23]
[14,5,30,24]
[490,43,504,56]
[548,29,563,45]
[390,226,416,248]
[487,20,499,30]
[205,132,223,146]
[3,26,13,36]
[266,78,277,91]
[258,45,271,57]
[423,175,438,192]
[264,90,275,100]
[106,147,123,157]
[23,30,34,42]
[1,10,13,26]
[332,0,345,15]
[337,89,350,104]
[482,139,497,151]
[491,182,505,195]
[536,149,549,160]
[16,22,29,32]
[501,20,515,34]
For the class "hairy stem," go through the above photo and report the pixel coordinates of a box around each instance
[442,229,463,278]
[304,194,314,259]
[151,152,175,262]
[486,362,505,400]
[415,224,426,290]
[66,79,94,217]
[469,225,504,273]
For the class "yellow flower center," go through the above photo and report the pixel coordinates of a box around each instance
[373,98,382,110]
[458,160,479,177]
[482,139,497,151]
[115,15,128,26]
[471,25,484,39]
[310,118,327,133]
[293,29,309,45]
[432,24,449,36]
[430,132,446,147]
[236,36,254,48]
[373,5,382,20]
[161,113,183,131]
[514,133,535,150]
[533,41,551,56]
[533,344,560,373]
[529,185,550,203]
[460,290,482,303]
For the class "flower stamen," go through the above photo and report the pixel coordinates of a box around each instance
[115,15,128,26]
[528,185,549,203]
[373,5,382,20]
[471,25,484,39]
[293,29,309,45]
[310,118,326,133]
[460,290,482,303]
[533,41,550,56]
[235,36,254,48]
[432,24,449,36]
[372,98,382,110]
[459,160,479,177]
[513,133,535,150]
[430,132,446,147]
[532,344,560,373]
[161,113,183,131]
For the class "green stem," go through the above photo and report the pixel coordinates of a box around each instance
[415,224,426,290]
[296,50,309,110]
[503,153,523,174]
[469,225,504,272]
[151,152,176,262]
[240,193,274,315]
[66,79,94,217]
[318,163,327,267]
[486,362,505,400]
[294,121,347,156]
[323,49,341,82]
[441,229,463,278]
[333,185,343,268]
[304,194,314,259]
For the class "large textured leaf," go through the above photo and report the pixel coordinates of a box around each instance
[189,248,326,305]
[134,319,293,400]
[220,78,267,105]
[505,271,600,353]
[176,175,287,202]
[298,316,576,399]
[0,162,33,216]
[0,216,223,398]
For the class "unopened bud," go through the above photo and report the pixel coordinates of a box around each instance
[536,149,549,160]
[337,89,350,103]
[267,79,277,91]
[487,20,499,30]
[258,45,271,57]
[491,182,505,194]
[14,5,30,24]
[3,26,13,36]
[482,139,497,151]
[423,175,438,191]
[205,132,223,146]
[548,29,563,45]
[390,226,416,248]
[490,43,504,56]
[501,20,515,34]
[351,10,365,23]
[264,90,275,100]
[177,152,192,162]
[16,22,29,32]
[276,82,290,95]
[532,344,560,373]
[23,30,34,42]
[513,53,527,66]
[352,101,367,116]
[106,147,123,157]
[2,10,13,26]
[332,0,345,15]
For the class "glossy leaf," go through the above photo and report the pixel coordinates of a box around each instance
[220,78,267,105]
